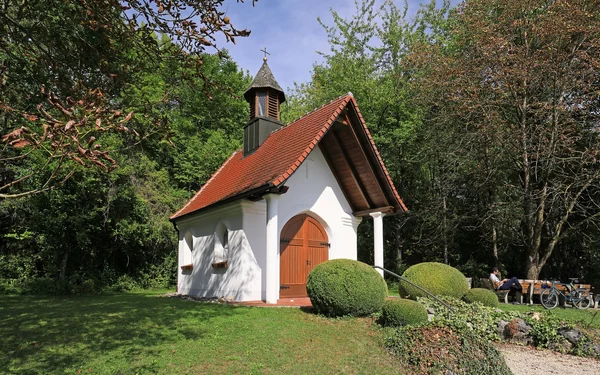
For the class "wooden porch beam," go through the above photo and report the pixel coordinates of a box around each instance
[329,128,373,208]
[353,206,394,217]
[343,113,389,204]
[319,143,358,212]
[334,110,351,126]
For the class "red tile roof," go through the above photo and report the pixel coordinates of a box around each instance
[170,94,406,220]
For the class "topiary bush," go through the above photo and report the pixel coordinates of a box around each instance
[399,262,468,300]
[464,288,500,308]
[306,259,387,317]
[381,298,428,327]
[385,322,513,375]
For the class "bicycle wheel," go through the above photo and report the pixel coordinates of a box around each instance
[540,289,558,309]
[573,292,592,310]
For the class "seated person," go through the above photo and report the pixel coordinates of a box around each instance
[490,267,523,303]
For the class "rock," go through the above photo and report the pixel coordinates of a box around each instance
[549,340,572,353]
[427,307,435,315]
[498,318,532,344]
[516,319,532,334]
[558,327,583,345]
[497,320,509,337]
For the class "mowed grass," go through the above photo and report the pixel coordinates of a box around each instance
[0,291,399,375]
[500,303,600,329]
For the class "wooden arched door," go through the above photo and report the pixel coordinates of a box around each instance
[280,214,329,298]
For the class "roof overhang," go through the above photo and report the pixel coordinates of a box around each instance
[319,101,407,217]
[169,94,407,221]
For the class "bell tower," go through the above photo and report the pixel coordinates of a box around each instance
[243,52,286,156]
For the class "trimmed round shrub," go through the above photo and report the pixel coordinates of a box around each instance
[381,298,428,327]
[306,259,387,317]
[399,262,468,300]
[464,288,499,308]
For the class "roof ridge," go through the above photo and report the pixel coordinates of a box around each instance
[285,93,351,127]
[263,93,351,139]
[170,150,241,219]
[270,95,351,186]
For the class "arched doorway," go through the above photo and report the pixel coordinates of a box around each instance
[280,214,329,298]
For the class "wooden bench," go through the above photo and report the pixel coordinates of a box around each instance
[528,280,550,305]
[592,285,600,308]
[480,278,512,304]
[518,279,534,304]
[530,281,592,306]
[573,283,592,307]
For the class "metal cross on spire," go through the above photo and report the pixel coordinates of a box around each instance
[260,47,270,61]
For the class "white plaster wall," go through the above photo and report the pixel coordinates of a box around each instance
[265,146,361,299]
[175,146,360,302]
[175,201,263,301]
[241,200,268,300]
[236,147,360,301]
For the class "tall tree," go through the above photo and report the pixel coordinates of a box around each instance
[0,0,255,198]
[0,49,250,286]
[411,0,600,279]
[283,0,454,271]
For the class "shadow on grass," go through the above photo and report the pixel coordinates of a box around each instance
[0,293,242,374]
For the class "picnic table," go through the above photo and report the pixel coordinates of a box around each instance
[480,278,594,306]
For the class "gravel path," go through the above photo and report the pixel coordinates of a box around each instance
[497,343,600,375]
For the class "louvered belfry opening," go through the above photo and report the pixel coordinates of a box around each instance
[243,59,286,156]
[249,96,256,120]
[268,90,279,119]
[248,89,280,121]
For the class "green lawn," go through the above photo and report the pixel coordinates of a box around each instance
[499,303,600,329]
[386,282,399,297]
[0,291,398,375]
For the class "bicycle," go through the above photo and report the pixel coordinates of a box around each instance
[540,278,592,310]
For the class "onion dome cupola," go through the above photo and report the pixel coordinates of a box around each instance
[243,55,286,156]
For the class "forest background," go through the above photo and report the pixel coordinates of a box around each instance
[1,0,599,294]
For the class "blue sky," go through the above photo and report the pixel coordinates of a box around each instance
[217,0,460,92]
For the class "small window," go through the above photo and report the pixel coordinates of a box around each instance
[257,92,266,116]
[213,227,229,269]
[214,229,228,263]
[223,230,229,254]
[181,231,193,270]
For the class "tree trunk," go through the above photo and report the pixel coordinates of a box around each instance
[396,231,402,267]
[525,261,540,280]
[492,223,499,267]
[442,195,448,265]
[59,248,69,282]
